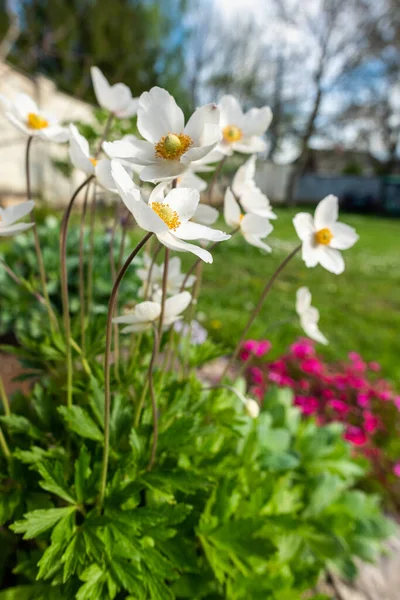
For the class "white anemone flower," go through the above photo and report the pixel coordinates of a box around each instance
[224,188,273,252]
[116,87,221,182]
[91,67,139,118]
[245,398,260,419]
[137,254,196,298]
[0,201,35,236]
[69,124,122,192]
[113,291,192,333]
[111,161,230,263]
[175,149,225,192]
[296,287,328,345]
[232,155,277,220]
[217,95,272,156]
[192,204,219,226]
[0,93,69,142]
[293,195,359,275]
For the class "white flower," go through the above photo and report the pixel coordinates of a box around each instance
[69,124,121,191]
[174,319,208,345]
[175,150,225,192]
[217,95,272,156]
[137,254,196,298]
[224,188,273,252]
[0,201,34,236]
[245,398,260,419]
[296,287,328,345]
[113,291,192,333]
[115,87,221,182]
[0,93,69,142]
[293,195,359,274]
[232,155,277,220]
[192,204,219,226]
[91,67,139,118]
[111,161,230,263]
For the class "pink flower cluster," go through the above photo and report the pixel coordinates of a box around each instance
[242,337,400,496]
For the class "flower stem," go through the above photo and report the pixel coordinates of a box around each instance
[0,426,10,458]
[0,376,11,416]
[98,231,153,511]
[87,184,97,314]
[60,176,94,408]
[158,247,170,339]
[144,242,162,300]
[78,182,91,355]
[25,136,58,334]
[208,155,227,205]
[220,244,301,381]
[147,324,160,471]
[96,113,114,156]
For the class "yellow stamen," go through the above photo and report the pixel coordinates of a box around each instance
[27,112,49,130]
[239,213,244,222]
[222,124,243,143]
[155,133,192,160]
[89,158,98,167]
[315,228,333,245]
[151,202,181,231]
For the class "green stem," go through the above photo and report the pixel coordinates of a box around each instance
[60,176,94,408]
[98,231,153,511]
[220,244,301,381]
[207,155,227,206]
[147,325,160,471]
[0,426,10,458]
[0,376,11,416]
[158,247,170,339]
[87,184,97,315]
[79,182,91,355]
[134,378,149,429]
[25,136,59,334]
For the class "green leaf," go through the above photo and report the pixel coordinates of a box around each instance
[77,564,106,600]
[37,512,74,580]
[0,489,21,525]
[58,406,103,441]
[11,506,76,539]
[62,531,86,581]
[0,414,41,440]
[36,461,76,504]
[74,446,92,504]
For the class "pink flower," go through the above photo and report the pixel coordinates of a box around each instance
[363,411,380,434]
[249,367,263,385]
[290,338,315,359]
[394,396,400,411]
[294,395,319,415]
[369,361,381,372]
[240,339,271,361]
[300,358,323,376]
[322,389,335,400]
[357,393,369,408]
[252,386,264,400]
[344,426,367,446]
[328,399,350,416]
[393,463,400,478]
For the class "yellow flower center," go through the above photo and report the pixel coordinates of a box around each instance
[222,124,243,143]
[315,228,333,245]
[151,202,181,231]
[155,133,193,160]
[89,158,98,167]
[27,112,49,130]
[239,213,244,222]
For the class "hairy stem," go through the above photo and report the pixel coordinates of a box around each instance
[0,376,11,416]
[0,426,10,458]
[25,136,58,334]
[60,176,94,408]
[207,155,227,206]
[220,245,301,381]
[98,231,153,511]
[78,182,91,355]
[87,184,97,315]
[144,242,162,300]
[158,247,170,339]
[147,325,160,471]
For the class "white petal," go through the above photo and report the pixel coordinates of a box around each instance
[157,231,213,263]
[132,201,169,234]
[240,213,273,237]
[192,204,219,225]
[177,171,207,192]
[114,301,161,325]
[69,126,94,174]
[314,195,339,229]
[137,87,185,144]
[39,125,69,143]
[163,188,200,221]
[91,67,113,111]
[107,83,133,115]
[13,93,38,119]
[180,139,220,165]
[0,223,34,236]
[103,139,150,162]
[330,222,359,250]
[293,213,315,241]
[164,291,192,319]
[95,159,116,192]
[117,98,139,119]
[296,287,312,315]
[175,221,230,242]
[218,95,244,127]
[184,103,220,145]
[111,160,140,201]
[233,137,267,154]
[2,200,35,225]
[139,161,187,183]
[232,155,256,196]
[5,112,31,136]
[318,246,345,274]
[224,188,241,227]
[242,106,273,136]
[242,233,272,252]
[121,322,152,334]
[300,309,328,345]
[302,238,319,268]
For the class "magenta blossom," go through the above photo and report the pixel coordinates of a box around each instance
[240,339,271,361]
[344,426,367,446]
[393,463,400,478]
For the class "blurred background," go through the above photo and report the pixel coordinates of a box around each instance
[0,0,399,379]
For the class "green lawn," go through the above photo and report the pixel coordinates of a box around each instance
[187,208,400,381]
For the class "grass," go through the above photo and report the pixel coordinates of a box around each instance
[184,208,400,382]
